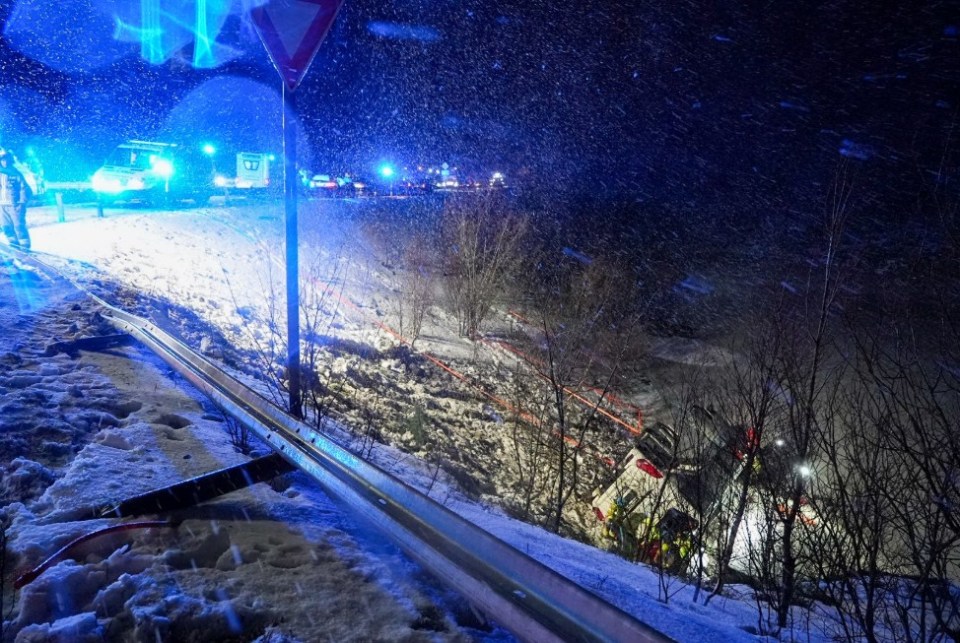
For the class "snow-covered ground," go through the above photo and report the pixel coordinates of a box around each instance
[1,200,838,641]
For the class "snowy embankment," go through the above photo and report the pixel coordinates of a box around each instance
[1,263,491,641]
[1,202,837,641]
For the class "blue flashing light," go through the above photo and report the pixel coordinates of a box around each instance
[202,143,216,156]
[379,164,395,178]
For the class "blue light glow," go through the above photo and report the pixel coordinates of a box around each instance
[194,0,214,68]
[379,164,395,178]
[152,158,175,178]
[91,171,124,194]
[142,0,163,63]
[112,0,236,67]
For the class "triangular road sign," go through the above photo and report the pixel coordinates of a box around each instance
[251,0,345,92]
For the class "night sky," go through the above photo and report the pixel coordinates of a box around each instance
[0,0,957,216]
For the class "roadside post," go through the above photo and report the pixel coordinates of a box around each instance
[251,0,345,419]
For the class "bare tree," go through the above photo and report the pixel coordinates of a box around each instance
[698,164,858,632]
[704,317,785,605]
[442,193,528,338]
[517,252,638,535]
[502,361,559,525]
[803,365,903,643]
[849,328,960,642]
[395,232,436,348]
[766,164,856,631]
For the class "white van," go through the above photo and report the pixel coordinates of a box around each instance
[91,140,216,206]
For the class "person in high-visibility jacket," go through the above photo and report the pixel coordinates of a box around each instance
[637,515,663,564]
[602,500,623,542]
[661,533,692,571]
[0,151,31,251]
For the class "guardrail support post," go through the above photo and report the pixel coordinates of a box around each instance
[55,192,65,222]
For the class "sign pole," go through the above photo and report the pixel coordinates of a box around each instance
[283,85,302,419]
[251,0,345,420]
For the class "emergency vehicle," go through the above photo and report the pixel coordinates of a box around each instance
[220,152,273,189]
[591,408,750,567]
[592,406,819,571]
[91,140,217,206]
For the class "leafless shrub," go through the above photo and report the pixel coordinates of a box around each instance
[354,407,381,460]
[423,456,445,498]
[516,250,639,535]
[837,328,960,642]
[225,242,350,429]
[299,247,350,431]
[502,362,557,526]
[221,251,289,412]
[396,232,436,348]
[704,317,787,605]
[441,193,528,338]
[223,415,254,456]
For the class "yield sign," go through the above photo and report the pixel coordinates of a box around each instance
[251,0,345,92]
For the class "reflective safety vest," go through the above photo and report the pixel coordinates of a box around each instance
[0,170,28,206]
[603,502,623,540]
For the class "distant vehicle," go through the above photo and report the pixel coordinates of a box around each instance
[233,152,274,190]
[397,179,433,196]
[349,177,372,196]
[434,176,461,190]
[214,152,282,200]
[308,173,339,194]
[91,140,217,206]
[307,174,368,198]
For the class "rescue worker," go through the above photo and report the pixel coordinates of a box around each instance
[660,532,693,571]
[637,515,662,564]
[0,150,31,251]
[602,499,626,546]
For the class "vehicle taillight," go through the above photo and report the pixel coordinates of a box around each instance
[636,458,664,478]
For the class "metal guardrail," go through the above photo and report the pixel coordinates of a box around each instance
[83,295,673,643]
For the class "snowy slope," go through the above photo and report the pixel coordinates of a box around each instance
[0,201,840,641]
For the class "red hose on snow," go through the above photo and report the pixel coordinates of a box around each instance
[14,520,175,590]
